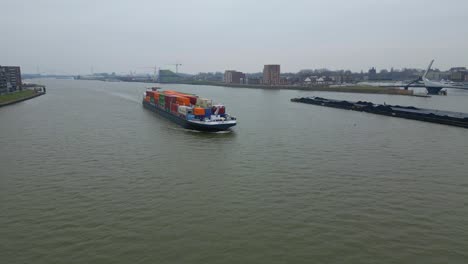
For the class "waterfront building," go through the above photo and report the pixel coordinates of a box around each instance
[263,64,280,85]
[0,66,22,94]
[450,71,466,82]
[368,67,377,80]
[449,67,467,82]
[280,77,289,85]
[426,71,442,80]
[343,72,354,83]
[449,67,467,72]
[246,77,261,85]
[224,70,245,84]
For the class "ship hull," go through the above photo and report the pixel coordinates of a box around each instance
[143,101,236,131]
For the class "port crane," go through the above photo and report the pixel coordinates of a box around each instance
[138,66,159,81]
[167,63,182,73]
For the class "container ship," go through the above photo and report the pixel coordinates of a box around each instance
[142,88,237,131]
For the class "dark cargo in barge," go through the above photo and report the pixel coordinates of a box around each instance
[291,97,468,128]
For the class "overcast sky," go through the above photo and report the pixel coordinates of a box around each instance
[2,0,468,74]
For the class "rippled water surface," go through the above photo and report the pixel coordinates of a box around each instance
[1,79,468,263]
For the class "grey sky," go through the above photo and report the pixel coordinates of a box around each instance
[2,0,468,74]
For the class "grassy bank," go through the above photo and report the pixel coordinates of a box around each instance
[175,81,413,95]
[0,90,37,104]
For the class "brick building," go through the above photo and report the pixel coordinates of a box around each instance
[224,70,245,84]
[263,65,280,85]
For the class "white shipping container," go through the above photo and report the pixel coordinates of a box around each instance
[196,98,213,108]
[178,105,192,115]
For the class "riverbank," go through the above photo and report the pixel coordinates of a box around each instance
[175,81,414,95]
[0,90,45,107]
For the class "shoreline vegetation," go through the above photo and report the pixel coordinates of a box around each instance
[75,77,416,96]
[170,81,414,96]
[0,89,45,107]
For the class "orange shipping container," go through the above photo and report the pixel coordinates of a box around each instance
[154,93,160,100]
[176,96,190,106]
[165,91,180,96]
[193,107,205,115]
[163,90,179,95]
[166,90,190,96]
[145,96,151,102]
[163,90,198,105]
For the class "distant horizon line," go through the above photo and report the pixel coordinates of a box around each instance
[22,66,459,76]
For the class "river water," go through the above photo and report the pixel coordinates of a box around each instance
[1,79,467,264]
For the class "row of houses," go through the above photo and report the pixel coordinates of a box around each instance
[425,67,468,82]
[369,66,468,82]
[225,64,358,86]
[448,67,468,82]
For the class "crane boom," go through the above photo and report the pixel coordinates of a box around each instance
[167,63,182,73]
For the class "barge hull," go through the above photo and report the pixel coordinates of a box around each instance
[291,97,468,129]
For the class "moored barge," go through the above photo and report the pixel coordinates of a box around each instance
[291,96,468,128]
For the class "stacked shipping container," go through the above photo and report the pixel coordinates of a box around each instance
[145,89,227,119]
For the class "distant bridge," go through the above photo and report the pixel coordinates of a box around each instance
[380,60,468,95]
